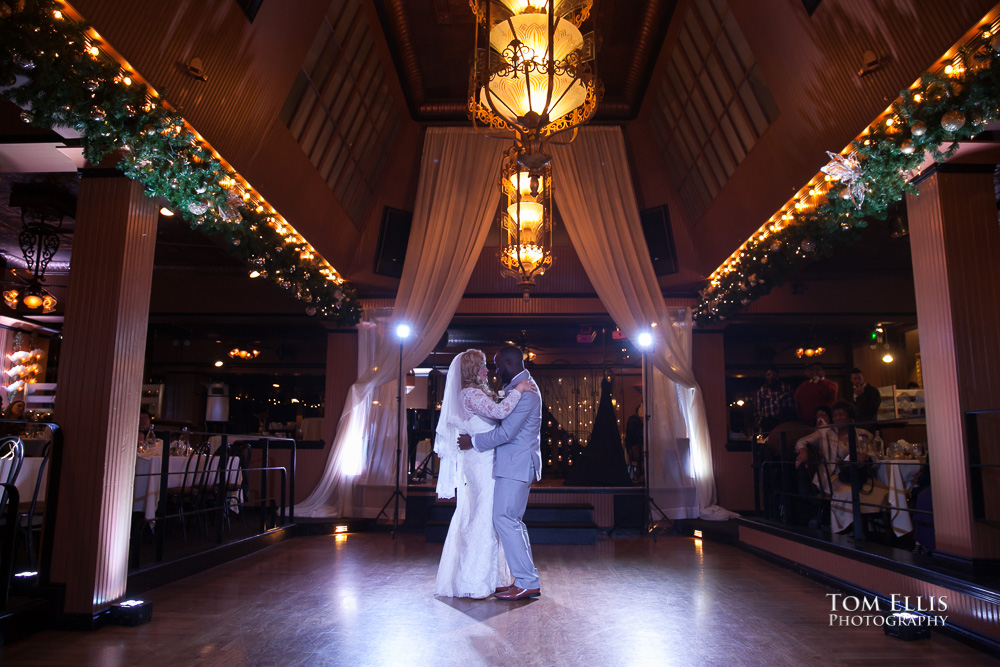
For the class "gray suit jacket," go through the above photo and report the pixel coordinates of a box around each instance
[472,369,542,482]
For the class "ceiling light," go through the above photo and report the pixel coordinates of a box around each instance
[159,207,174,216]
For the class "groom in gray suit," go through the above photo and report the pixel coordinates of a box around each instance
[458,345,542,600]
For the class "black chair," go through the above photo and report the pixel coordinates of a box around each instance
[0,437,24,515]
[166,443,210,542]
[17,444,49,567]
[204,440,252,531]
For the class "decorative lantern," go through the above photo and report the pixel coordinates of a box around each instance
[498,147,554,300]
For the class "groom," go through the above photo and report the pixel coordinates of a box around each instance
[458,345,542,600]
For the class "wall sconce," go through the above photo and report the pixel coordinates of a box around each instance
[185,57,208,81]
[858,50,881,77]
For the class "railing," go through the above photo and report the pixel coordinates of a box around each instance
[753,418,930,546]
[130,431,298,569]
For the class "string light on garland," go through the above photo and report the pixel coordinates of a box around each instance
[0,0,360,325]
[694,8,1000,324]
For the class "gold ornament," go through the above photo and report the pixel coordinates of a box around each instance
[900,139,915,154]
[0,4,12,18]
[941,109,966,132]
[910,120,927,136]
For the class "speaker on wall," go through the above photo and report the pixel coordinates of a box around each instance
[639,204,678,276]
[373,207,412,278]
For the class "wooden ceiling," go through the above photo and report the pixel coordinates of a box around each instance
[373,0,677,122]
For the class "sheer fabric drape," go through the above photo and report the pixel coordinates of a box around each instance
[551,127,735,520]
[296,128,505,517]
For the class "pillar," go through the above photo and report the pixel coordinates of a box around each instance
[906,164,1000,567]
[50,172,158,619]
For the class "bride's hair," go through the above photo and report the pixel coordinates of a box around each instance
[460,349,494,396]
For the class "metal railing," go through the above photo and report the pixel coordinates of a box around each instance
[130,431,298,568]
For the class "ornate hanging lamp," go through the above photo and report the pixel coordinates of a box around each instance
[499,146,553,300]
[470,0,602,164]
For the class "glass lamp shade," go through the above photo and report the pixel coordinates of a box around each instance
[501,244,547,273]
[508,169,543,197]
[21,288,43,309]
[506,201,544,233]
[483,14,586,125]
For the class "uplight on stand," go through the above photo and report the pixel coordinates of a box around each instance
[635,330,670,539]
[377,322,412,537]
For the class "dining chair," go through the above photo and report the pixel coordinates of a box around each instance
[17,444,49,567]
[166,443,210,542]
[0,437,24,515]
[206,440,252,531]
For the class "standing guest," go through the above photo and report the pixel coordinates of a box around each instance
[754,369,796,433]
[850,367,882,425]
[795,362,838,426]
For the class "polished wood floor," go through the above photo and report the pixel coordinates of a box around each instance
[1,533,995,666]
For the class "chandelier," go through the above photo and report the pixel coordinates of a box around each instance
[2,196,64,314]
[470,0,601,157]
[499,147,553,300]
[470,0,601,298]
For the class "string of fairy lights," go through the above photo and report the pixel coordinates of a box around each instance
[1,0,360,324]
[694,9,1000,323]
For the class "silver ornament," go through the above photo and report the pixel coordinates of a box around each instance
[12,53,34,70]
[90,107,106,122]
[741,298,750,306]
[770,240,782,251]
[941,109,966,132]
[274,245,283,253]
[188,200,209,216]
[84,79,99,92]
[910,121,927,137]
[305,307,317,317]
[801,239,816,253]
[19,111,33,124]
[900,139,915,154]
[232,238,241,246]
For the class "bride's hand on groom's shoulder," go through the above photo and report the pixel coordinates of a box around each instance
[515,380,536,394]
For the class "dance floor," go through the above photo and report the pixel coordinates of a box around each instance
[1,533,994,666]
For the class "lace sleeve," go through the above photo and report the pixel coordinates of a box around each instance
[462,387,522,420]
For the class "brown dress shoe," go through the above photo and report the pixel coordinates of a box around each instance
[494,584,516,594]
[494,586,540,600]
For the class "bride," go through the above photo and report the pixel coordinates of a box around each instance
[434,349,535,598]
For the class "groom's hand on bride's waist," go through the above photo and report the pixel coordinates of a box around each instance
[458,434,474,450]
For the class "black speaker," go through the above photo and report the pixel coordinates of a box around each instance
[373,207,412,278]
[639,204,678,276]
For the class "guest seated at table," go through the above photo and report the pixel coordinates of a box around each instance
[795,401,886,534]
[1,400,26,436]
[138,410,156,448]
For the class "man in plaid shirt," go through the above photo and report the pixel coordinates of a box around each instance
[754,369,795,433]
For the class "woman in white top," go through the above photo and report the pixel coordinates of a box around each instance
[433,349,535,598]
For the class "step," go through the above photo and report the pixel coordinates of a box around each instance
[425,519,598,545]
[428,502,594,523]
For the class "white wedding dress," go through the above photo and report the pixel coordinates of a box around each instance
[434,381,522,598]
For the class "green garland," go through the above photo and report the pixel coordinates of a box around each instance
[694,26,1000,324]
[0,0,361,325]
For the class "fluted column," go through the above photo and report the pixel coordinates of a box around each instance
[906,165,1000,565]
[50,172,158,617]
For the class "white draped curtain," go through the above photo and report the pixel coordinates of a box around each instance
[300,125,734,521]
[552,127,736,520]
[296,128,505,517]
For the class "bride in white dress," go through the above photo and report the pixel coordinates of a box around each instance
[433,349,535,599]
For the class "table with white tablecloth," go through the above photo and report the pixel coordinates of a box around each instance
[877,459,923,537]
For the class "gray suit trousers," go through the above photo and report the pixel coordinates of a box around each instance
[493,476,540,590]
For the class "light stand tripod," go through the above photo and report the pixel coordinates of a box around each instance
[638,334,672,541]
[376,323,411,537]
